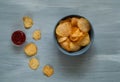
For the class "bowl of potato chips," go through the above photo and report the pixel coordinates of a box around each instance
[54,15,94,56]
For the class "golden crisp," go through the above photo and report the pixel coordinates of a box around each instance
[60,39,70,51]
[69,42,81,51]
[32,30,41,40]
[71,17,79,26]
[29,57,39,70]
[80,33,90,46]
[43,65,54,77]
[70,29,84,42]
[23,16,33,29]
[59,18,71,24]
[58,37,68,43]
[71,27,78,34]
[77,18,90,32]
[24,43,37,56]
[56,22,72,37]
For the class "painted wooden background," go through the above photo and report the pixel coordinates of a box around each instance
[0,0,120,82]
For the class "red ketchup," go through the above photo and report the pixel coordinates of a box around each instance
[11,30,26,46]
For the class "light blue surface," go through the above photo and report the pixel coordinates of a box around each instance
[0,0,120,82]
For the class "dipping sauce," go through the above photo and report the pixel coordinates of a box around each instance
[11,30,26,46]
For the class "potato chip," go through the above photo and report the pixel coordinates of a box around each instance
[60,39,70,51]
[57,37,68,43]
[69,36,79,42]
[32,30,41,40]
[56,22,72,37]
[71,17,79,26]
[23,16,33,29]
[80,33,90,46]
[43,65,54,77]
[73,32,87,46]
[77,18,90,32]
[71,27,78,34]
[29,57,39,70]
[69,42,81,51]
[59,18,71,24]
[70,29,84,42]
[24,43,37,56]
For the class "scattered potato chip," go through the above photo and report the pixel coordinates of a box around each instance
[29,57,39,70]
[23,16,33,29]
[43,65,54,77]
[60,39,70,51]
[71,17,79,26]
[56,22,72,37]
[24,43,37,56]
[80,33,90,46]
[69,42,81,51]
[58,37,68,43]
[77,18,90,32]
[32,30,41,40]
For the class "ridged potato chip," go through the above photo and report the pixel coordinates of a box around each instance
[29,57,39,70]
[71,17,79,26]
[56,22,72,37]
[43,65,54,77]
[77,18,90,33]
[32,30,41,40]
[80,33,90,46]
[23,16,33,29]
[60,39,70,51]
[69,42,81,51]
[24,43,37,56]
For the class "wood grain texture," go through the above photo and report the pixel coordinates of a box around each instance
[0,0,120,82]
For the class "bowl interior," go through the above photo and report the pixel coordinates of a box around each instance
[54,15,94,56]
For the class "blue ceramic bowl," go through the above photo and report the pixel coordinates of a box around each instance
[54,15,94,56]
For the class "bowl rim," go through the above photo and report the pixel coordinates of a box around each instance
[54,15,94,56]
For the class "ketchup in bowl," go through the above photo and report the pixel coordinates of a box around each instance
[11,30,26,46]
